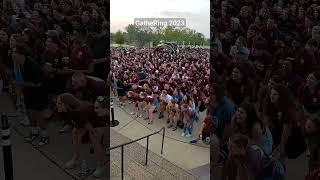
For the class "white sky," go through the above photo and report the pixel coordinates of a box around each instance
[110,0,210,38]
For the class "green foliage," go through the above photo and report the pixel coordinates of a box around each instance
[113,30,126,45]
[111,24,208,47]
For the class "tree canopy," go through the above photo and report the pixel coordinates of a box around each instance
[111,24,209,47]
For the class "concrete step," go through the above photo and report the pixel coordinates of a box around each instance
[110,129,198,180]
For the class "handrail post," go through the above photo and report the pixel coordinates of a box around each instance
[145,136,149,165]
[1,114,13,180]
[121,145,124,180]
[161,127,165,154]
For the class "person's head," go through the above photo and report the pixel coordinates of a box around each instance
[281,9,289,20]
[267,17,275,29]
[162,90,167,95]
[31,10,41,23]
[34,3,43,12]
[236,47,250,60]
[268,72,283,91]
[298,7,304,17]
[12,43,27,64]
[81,11,90,24]
[53,9,63,20]
[92,9,99,19]
[45,34,59,51]
[228,134,249,157]
[94,96,108,117]
[306,72,320,88]
[10,34,23,49]
[254,16,263,26]
[56,93,81,112]
[235,36,247,48]
[314,9,319,18]
[54,24,64,36]
[247,25,257,40]
[0,30,8,43]
[305,117,320,135]
[43,4,51,15]
[236,102,259,125]
[312,25,320,41]
[240,6,249,17]
[62,1,72,13]
[71,72,87,89]
[281,58,293,73]
[306,39,318,51]
[230,17,240,30]
[270,84,294,111]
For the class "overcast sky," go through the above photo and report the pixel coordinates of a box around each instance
[110,0,210,38]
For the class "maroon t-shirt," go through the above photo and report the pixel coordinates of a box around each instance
[69,76,106,102]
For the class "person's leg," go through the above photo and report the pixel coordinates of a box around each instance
[159,102,165,118]
[148,106,155,124]
[65,128,87,169]
[172,115,178,131]
[186,121,192,137]
[182,123,187,136]
[38,109,50,147]
[25,110,40,143]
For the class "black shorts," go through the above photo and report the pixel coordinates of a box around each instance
[24,87,48,111]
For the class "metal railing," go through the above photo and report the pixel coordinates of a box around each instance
[108,127,165,180]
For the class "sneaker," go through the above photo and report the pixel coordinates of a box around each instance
[181,132,185,137]
[59,124,73,134]
[185,133,192,138]
[189,139,198,144]
[25,134,39,143]
[38,137,49,147]
[64,159,80,169]
[20,116,30,126]
[138,114,143,118]
[167,125,172,128]
[130,112,135,115]
[172,127,177,131]
[93,166,105,178]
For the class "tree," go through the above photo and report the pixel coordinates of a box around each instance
[113,30,126,45]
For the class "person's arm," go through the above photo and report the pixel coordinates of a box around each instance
[238,163,251,180]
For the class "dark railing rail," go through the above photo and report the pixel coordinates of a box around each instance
[108,127,165,180]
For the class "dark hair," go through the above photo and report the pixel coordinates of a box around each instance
[238,102,262,134]
[14,43,28,56]
[230,133,249,148]
[272,84,295,112]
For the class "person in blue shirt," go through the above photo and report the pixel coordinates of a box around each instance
[210,83,236,168]
[172,87,184,104]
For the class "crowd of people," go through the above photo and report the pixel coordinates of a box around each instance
[110,47,211,139]
[0,0,108,178]
[211,0,320,179]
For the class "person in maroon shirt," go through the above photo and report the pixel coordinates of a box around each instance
[68,72,107,102]
[299,72,320,116]
[226,63,255,105]
[68,29,93,71]
[56,93,106,178]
